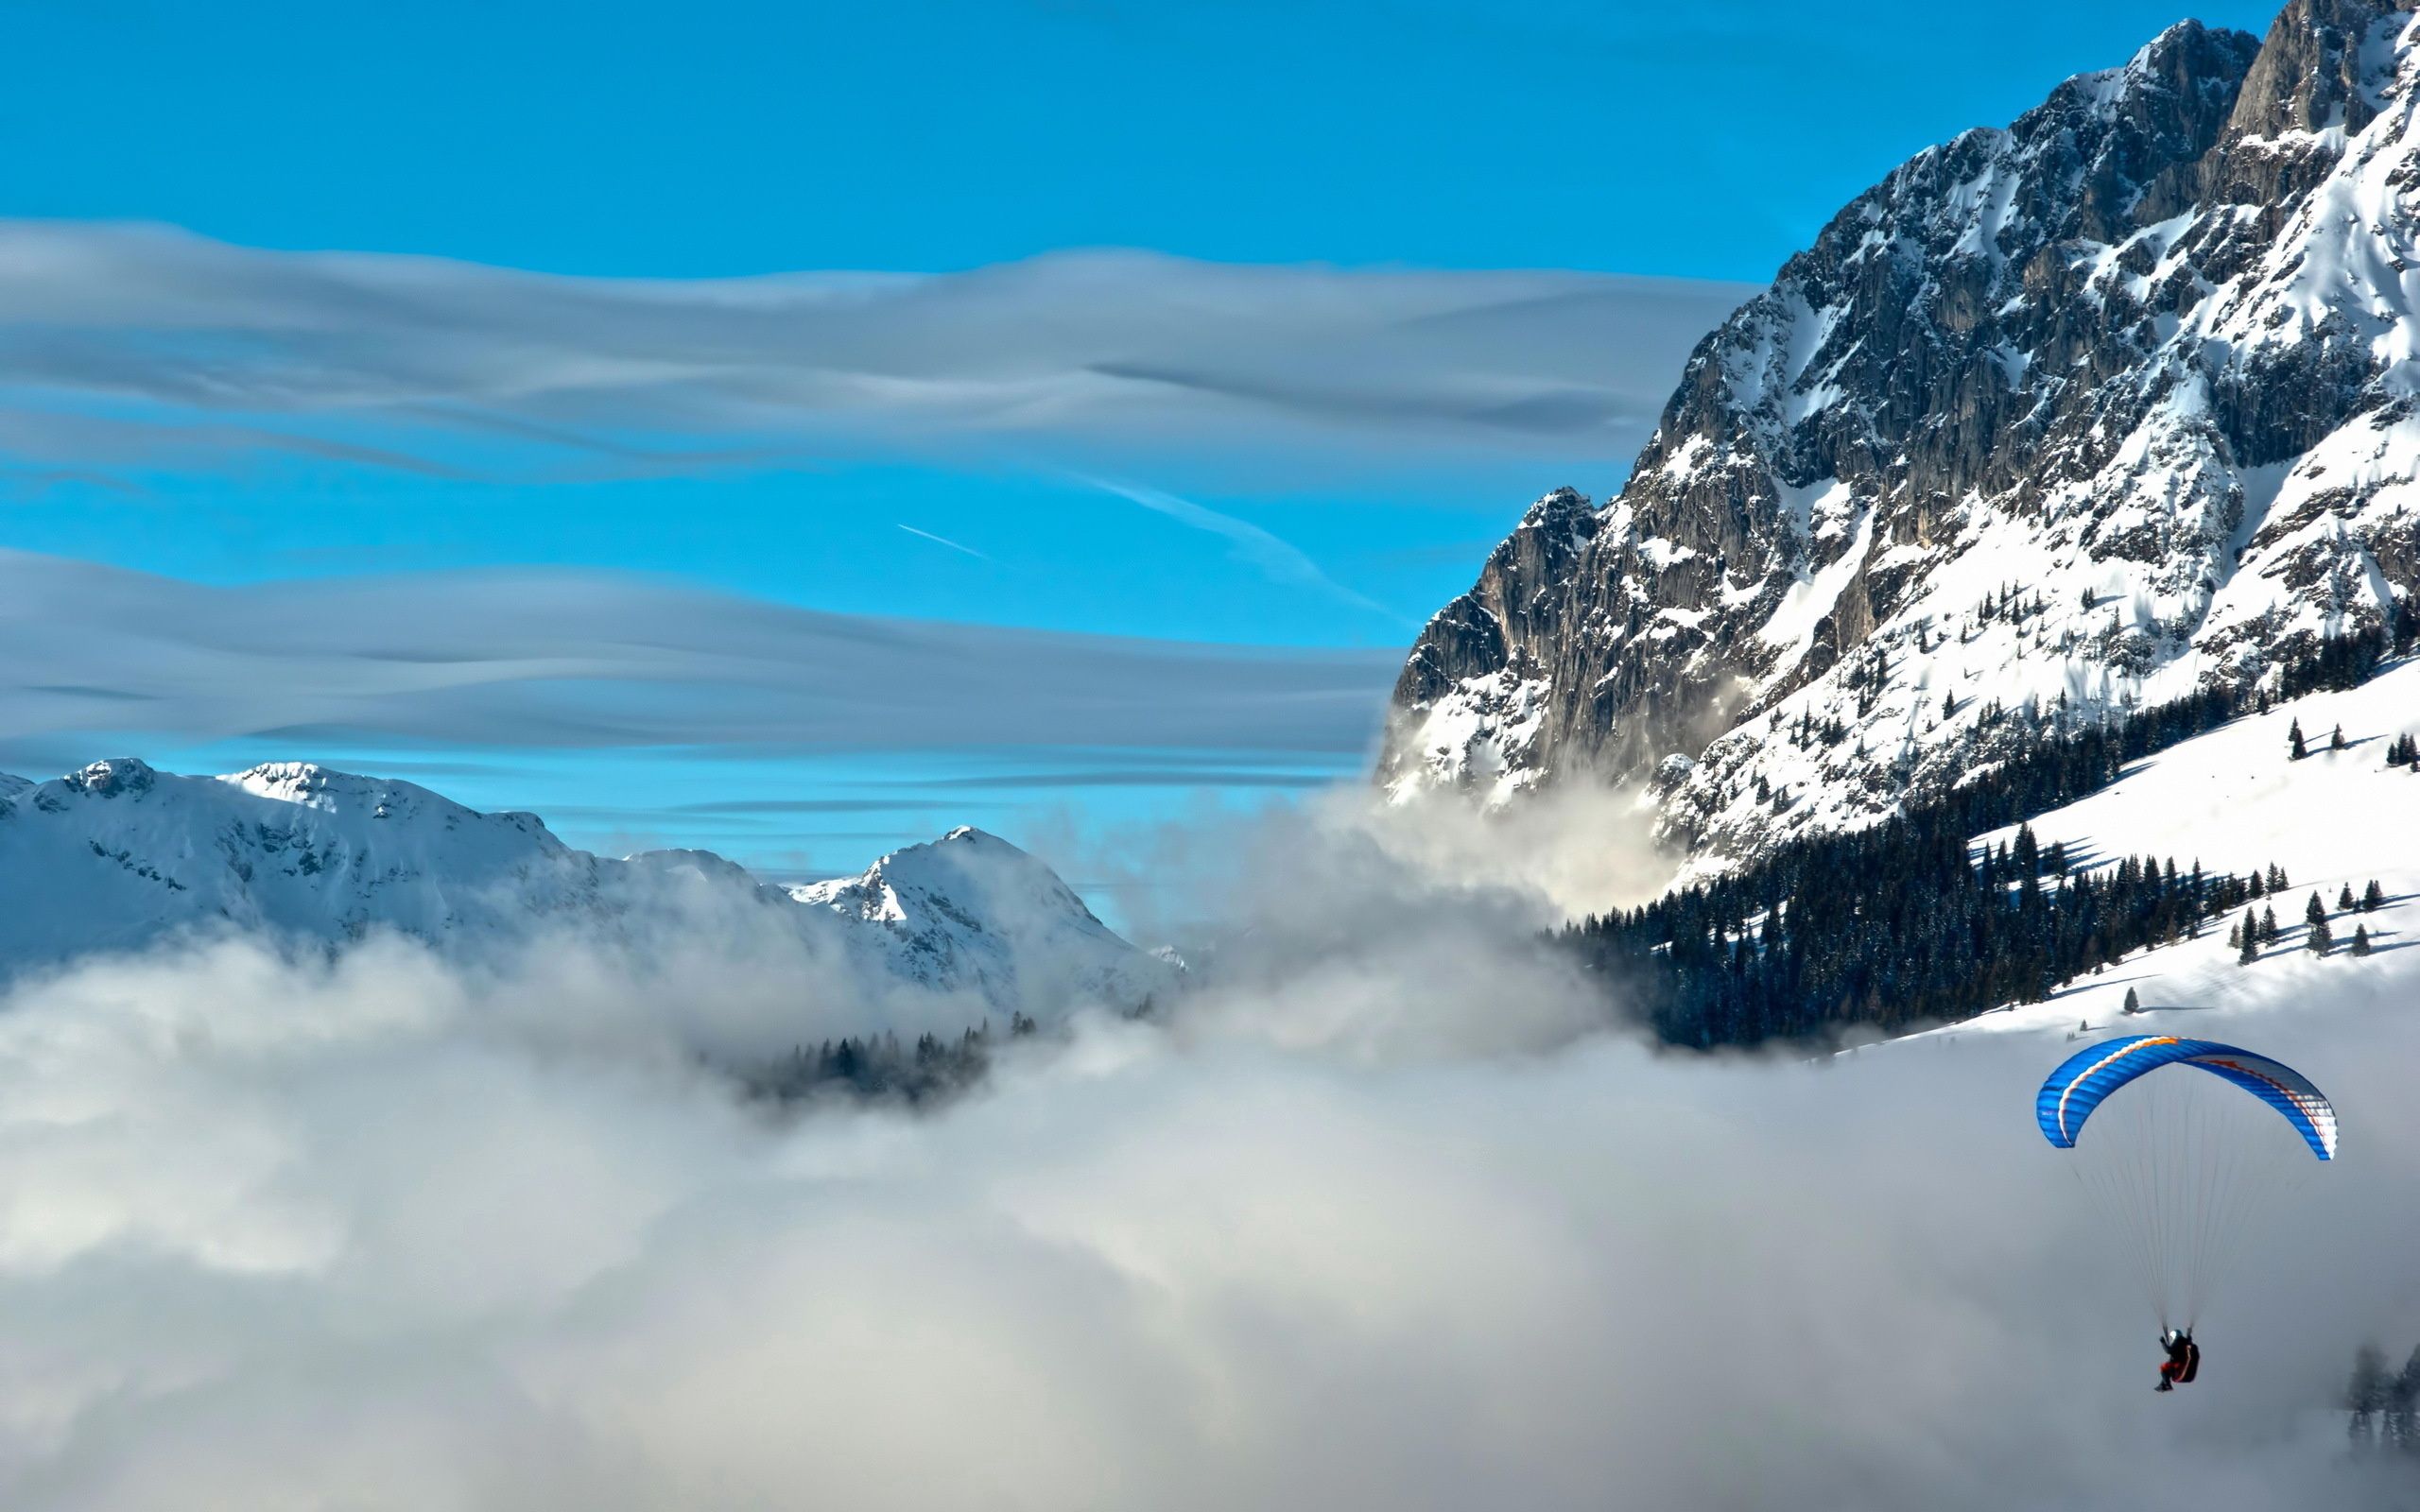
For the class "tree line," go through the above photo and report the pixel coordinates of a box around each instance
[747,1014,1040,1106]
[1565,623,2413,1049]
[2346,1343,2420,1453]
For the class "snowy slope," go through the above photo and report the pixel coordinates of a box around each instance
[0,758,1162,1018]
[1907,655,2420,1044]
[790,827,1176,1015]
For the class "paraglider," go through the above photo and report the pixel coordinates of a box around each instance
[2155,1329,2197,1393]
[2035,1034,2336,1388]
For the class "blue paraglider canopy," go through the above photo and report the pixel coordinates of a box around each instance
[2036,1034,2337,1160]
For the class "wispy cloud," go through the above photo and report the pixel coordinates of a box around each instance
[0,221,1754,486]
[1088,477,1402,622]
[890,768,1340,790]
[0,548,1401,776]
[666,798,954,816]
[895,524,992,561]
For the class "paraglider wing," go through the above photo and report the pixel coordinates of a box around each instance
[2034,1035,2337,1160]
[2038,1034,2337,1332]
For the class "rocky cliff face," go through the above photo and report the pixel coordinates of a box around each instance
[1383,0,2420,865]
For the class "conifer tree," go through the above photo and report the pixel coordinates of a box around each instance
[2309,914,2334,955]
[2261,905,2279,944]
[2363,880,2385,913]
[2352,1346,2392,1449]
[2238,911,2258,965]
[2332,723,2346,750]
[2341,884,2358,911]
[2394,1347,2420,1452]
[2353,925,2374,958]
[2290,718,2308,760]
[2307,891,2328,929]
[2122,987,2140,1015]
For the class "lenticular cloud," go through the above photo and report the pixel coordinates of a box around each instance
[0,221,1754,485]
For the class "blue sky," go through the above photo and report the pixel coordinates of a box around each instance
[0,0,2281,898]
[6,1,2275,279]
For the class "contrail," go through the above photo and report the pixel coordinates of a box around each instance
[1085,477,1402,623]
[896,524,993,561]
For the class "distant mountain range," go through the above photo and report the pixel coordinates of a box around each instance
[0,757,1170,1018]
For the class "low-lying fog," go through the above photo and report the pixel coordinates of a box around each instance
[0,792,2411,1511]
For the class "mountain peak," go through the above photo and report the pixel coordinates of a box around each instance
[62,758,156,798]
[874,827,1060,895]
[1522,486,1591,523]
[791,827,1170,1012]
[2224,0,2413,143]
[822,826,1085,923]
[2120,17,2262,87]
[228,760,390,798]
[1381,0,2420,864]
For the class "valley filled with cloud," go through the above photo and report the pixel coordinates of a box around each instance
[0,798,2406,1511]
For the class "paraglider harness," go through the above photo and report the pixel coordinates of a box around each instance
[2156,1330,2199,1391]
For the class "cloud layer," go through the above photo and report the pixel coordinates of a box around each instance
[0,548,1398,774]
[0,799,2410,1510]
[0,947,2403,1510]
[0,221,1753,483]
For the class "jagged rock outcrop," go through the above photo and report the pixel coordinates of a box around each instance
[1383,0,2420,867]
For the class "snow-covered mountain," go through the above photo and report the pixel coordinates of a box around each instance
[0,757,1167,1017]
[790,827,1171,1014]
[1384,0,2420,866]
[0,759,631,961]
